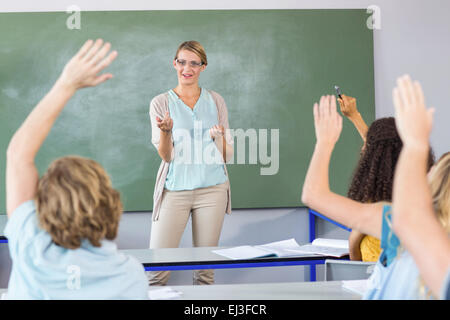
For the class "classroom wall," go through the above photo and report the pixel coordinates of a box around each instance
[1,0,449,287]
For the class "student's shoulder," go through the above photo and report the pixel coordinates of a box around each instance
[441,268,450,300]
[4,200,48,251]
[121,253,148,287]
[117,250,147,274]
[4,200,37,237]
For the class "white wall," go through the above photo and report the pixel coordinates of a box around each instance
[1,0,449,286]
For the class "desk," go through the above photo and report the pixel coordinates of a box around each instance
[0,215,349,281]
[149,280,362,300]
[308,209,351,280]
[123,247,348,281]
[0,281,361,300]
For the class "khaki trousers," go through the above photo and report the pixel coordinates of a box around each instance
[148,182,228,286]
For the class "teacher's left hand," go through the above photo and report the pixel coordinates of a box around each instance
[210,125,225,141]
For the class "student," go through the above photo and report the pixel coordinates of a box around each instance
[337,96,434,262]
[301,86,446,299]
[148,41,233,286]
[5,39,148,299]
[391,75,450,299]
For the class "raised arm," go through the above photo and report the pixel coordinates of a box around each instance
[392,74,450,298]
[337,94,369,143]
[301,95,383,238]
[6,39,117,217]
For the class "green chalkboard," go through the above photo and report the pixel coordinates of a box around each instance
[0,10,375,213]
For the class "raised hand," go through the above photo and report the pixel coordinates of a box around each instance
[156,111,173,133]
[337,94,358,118]
[337,93,368,142]
[6,39,117,216]
[392,74,434,149]
[210,124,225,141]
[58,39,118,91]
[313,95,343,146]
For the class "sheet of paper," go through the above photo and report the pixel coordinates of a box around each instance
[212,245,275,260]
[148,287,183,300]
[311,238,349,249]
[286,244,348,257]
[255,238,305,257]
[342,279,368,296]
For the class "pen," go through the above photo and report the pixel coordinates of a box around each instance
[334,85,343,100]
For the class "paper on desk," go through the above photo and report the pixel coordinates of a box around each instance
[342,279,368,296]
[311,238,349,249]
[285,238,349,257]
[255,238,306,257]
[212,245,275,260]
[286,245,348,257]
[212,239,304,260]
[148,287,183,300]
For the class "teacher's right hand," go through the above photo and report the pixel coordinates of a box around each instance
[156,111,173,133]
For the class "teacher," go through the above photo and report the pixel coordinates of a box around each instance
[148,41,234,285]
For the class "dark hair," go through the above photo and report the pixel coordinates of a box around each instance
[347,117,435,203]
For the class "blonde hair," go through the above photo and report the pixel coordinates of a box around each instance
[174,40,208,66]
[35,156,123,249]
[420,152,450,299]
[429,152,450,233]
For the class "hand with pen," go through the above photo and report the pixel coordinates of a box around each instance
[337,94,358,118]
[337,94,368,142]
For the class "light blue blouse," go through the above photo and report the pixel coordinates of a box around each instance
[363,205,430,300]
[4,200,148,300]
[165,88,228,191]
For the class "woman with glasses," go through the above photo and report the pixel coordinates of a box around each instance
[148,41,234,286]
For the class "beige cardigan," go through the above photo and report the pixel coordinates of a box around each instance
[148,90,233,221]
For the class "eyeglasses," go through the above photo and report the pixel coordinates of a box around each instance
[175,59,204,68]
